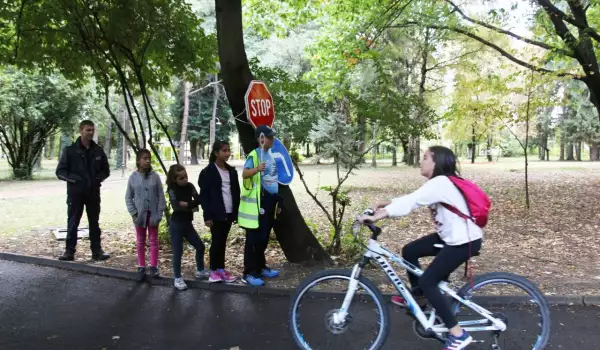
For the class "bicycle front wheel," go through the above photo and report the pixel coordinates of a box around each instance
[452,272,551,350]
[289,269,389,350]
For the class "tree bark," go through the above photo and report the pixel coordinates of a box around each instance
[179,81,191,165]
[215,0,329,263]
[575,142,582,161]
[406,137,416,166]
[305,142,310,158]
[190,139,199,164]
[358,115,366,163]
[46,133,56,159]
[559,139,565,160]
[104,118,112,159]
[401,137,409,163]
[391,140,398,166]
[566,142,574,160]
[592,142,599,161]
[371,121,378,168]
[486,134,492,162]
[471,124,476,164]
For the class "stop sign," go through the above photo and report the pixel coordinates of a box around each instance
[245,80,275,128]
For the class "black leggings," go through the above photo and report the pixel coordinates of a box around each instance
[402,233,482,329]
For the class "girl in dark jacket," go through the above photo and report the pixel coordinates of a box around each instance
[199,140,241,283]
[166,164,208,291]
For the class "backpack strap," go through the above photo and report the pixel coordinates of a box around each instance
[440,203,472,222]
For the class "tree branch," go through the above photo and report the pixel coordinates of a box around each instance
[425,47,482,72]
[292,160,335,227]
[536,0,600,43]
[444,0,574,57]
[390,22,583,79]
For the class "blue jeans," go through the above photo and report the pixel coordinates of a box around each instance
[169,220,205,278]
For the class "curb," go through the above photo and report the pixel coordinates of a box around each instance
[0,252,594,305]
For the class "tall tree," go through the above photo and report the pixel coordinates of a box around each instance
[215,0,329,263]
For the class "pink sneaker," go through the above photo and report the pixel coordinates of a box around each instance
[391,295,408,307]
[209,271,223,283]
[220,270,237,283]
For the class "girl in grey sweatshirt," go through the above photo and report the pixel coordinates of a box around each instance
[125,149,166,280]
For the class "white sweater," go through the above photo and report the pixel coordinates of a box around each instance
[384,175,483,246]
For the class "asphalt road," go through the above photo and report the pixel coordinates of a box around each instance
[0,260,598,350]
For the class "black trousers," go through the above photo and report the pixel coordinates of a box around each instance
[66,192,102,253]
[209,214,234,270]
[402,233,482,329]
[243,192,278,277]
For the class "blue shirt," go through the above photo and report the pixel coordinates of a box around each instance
[245,148,278,195]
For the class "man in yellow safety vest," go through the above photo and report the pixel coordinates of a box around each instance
[239,125,281,287]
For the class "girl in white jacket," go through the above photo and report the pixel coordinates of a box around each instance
[359,146,482,350]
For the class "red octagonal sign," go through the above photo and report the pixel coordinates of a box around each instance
[245,80,275,128]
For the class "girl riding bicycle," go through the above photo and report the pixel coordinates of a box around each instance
[359,146,483,350]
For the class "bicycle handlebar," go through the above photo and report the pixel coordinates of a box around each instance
[351,208,382,240]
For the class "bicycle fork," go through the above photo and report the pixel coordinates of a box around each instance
[333,264,362,324]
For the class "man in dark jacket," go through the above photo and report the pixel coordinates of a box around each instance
[56,120,110,261]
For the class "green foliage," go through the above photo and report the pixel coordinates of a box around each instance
[158,217,171,246]
[170,77,235,146]
[250,58,324,148]
[0,67,85,179]
[0,0,218,173]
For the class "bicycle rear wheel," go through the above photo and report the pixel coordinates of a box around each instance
[451,272,551,350]
[289,269,389,350]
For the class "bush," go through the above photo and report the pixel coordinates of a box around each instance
[158,219,171,246]
[291,150,304,163]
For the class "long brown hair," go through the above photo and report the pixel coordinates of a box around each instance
[166,164,186,188]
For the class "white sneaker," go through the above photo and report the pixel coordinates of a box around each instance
[195,269,210,280]
[173,277,188,290]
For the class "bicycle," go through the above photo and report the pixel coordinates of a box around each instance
[289,209,551,350]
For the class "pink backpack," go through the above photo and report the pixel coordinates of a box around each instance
[441,176,491,228]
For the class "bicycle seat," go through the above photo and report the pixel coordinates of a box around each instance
[433,244,480,257]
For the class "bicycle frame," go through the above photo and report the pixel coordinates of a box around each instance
[335,238,507,335]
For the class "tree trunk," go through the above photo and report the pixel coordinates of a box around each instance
[401,137,409,163]
[46,133,56,159]
[559,140,565,161]
[371,121,378,168]
[179,81,192,165]
[471,124,476,164]
[305,142,310,158]
[358,115,366,163]
[391,140,398,166]
[190,139,199,164]
[209,73,219,148]
[406,137,415,166]
[575,142,582,161]
[566,142,574,160]
[199,140,205,160]
[215,0,329,263]
[486,134,492,162]
[104,118,112,159]
[414,136,420,166]
[592,142,599,161]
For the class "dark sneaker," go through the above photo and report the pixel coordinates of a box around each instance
[137,267,146,282]
[58,251,74,261]
[149,267,160,278]
[92,251,110,261]
[443,330,473,350]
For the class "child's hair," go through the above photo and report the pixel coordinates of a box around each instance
[136,148,152,169]
[428,146,460,178]
[166,164,187,188]
[209,140,230,163]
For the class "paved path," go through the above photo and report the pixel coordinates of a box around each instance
[0,260,598,349]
